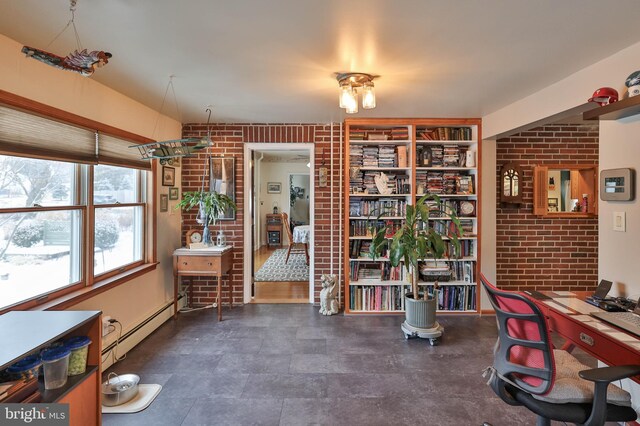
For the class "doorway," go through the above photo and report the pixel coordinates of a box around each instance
[243,143,314,304]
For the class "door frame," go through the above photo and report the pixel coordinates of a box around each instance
[243,143,315,304]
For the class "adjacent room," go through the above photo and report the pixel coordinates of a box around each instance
[1,1,640,425]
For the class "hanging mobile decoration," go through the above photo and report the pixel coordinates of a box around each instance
[21,0,112,77]
[131,79,213,161]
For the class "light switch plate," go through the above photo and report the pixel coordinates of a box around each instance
[613,211,626,232]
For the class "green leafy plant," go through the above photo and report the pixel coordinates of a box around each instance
[369,194,463,300]
[176,190,237,226]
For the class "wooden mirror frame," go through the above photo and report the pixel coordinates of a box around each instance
[532,163,598,217]
[500,162,524,205]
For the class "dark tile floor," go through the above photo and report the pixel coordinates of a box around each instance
[102,304,592,426]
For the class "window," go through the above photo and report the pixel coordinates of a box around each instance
[0,97,156,312]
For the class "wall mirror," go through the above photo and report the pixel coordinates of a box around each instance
[533,164,598,217]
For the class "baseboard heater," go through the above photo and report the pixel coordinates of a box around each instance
[101,295,182,356]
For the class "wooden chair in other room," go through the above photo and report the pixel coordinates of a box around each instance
[281,212,309,265]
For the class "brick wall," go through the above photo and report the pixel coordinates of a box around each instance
[180,123,344,306]
[495,123,599,291]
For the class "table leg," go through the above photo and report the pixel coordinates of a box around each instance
[173,273,178,319]
[228,270,233,310]
[217,275,222,321]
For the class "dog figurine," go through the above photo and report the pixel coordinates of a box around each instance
[319,274,339,316]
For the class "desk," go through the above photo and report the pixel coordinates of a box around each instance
[173,246,233,321]
[529,291,640,384]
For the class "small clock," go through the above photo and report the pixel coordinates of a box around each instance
[186,229,203,244]
[459,200,476,217]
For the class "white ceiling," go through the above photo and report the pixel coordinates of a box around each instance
[2,0,640,124]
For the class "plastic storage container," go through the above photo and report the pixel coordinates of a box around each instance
[41,347,70,390]
[65,336,91,376]
[7,355,42,381]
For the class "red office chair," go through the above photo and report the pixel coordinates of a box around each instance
[480,273,640,426]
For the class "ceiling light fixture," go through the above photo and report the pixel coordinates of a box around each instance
[336,72,378,114]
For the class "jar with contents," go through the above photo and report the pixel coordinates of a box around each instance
[7,355,42,381]
[41,346,70,390]
[65,336,91,376]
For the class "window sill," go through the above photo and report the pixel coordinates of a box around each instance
[34,263,159,311]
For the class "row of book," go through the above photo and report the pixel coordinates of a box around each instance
[416,172,475,195]
[349,239,372,259]
[349,219,402,237]
[416,144,469,167]
[349,285,404,311]
[423,219,474,236]
[350,127,410,141]
[417,127,473,141]
[360,172,410,194]
[350,145,409,168]
[422,199,476,218]
[418,261,475,283]
[349,198,408,217]
[349,261,405,281]
[349,284,477,311]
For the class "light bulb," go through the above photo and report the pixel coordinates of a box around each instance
[339,82,352,109]
[362,81,376,109]
[345,88,358,114]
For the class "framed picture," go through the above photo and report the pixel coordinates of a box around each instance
[160,194,169,212]
[169,187,179,200]
[267,182,281,194]
[548,197,558,212]
[210,157,236,220]
[162,166,175,187]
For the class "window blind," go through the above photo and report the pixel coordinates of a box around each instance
[0,104,97,163]
[98,133,152,170]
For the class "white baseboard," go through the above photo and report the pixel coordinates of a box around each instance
[101,299,178,371]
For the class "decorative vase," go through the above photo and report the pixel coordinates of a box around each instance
[202,225,211,246]
[404,293,437,329]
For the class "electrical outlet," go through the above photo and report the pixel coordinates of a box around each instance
[102,315,112,337]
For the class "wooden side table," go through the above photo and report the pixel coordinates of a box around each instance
[266,213,283,248]
[173,246,233,320]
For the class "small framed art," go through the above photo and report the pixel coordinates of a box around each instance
[160,194,169,212]
[162,166,175,186]
[267,182,281,194]
[169,187,179,200]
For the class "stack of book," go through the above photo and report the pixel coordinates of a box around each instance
[349,144,363,166]
[443,145,460,167]
[350,129,367,140]
[443,172,458,194]
[427,172,444,194]
[362,146,378,167]
[391,127,409,140]
[378,145,397,167]
[430,146,444,167]
[363,171,379,194]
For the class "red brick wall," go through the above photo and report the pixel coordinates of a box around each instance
[180,123,344,306]
[495,123,599,291]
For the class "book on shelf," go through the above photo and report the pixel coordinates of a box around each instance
[348,198,407,217]
[417,127,472,141]
[397,146,407,168]
[420,284,477,311]
[350,285,404,311]
[349,261,404,281]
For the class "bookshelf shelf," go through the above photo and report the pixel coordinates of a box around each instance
[344,118,481,315]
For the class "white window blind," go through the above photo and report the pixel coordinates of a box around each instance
[98,133,151,170]
[0,104,96,163]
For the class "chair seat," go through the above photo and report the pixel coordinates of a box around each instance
[506,383,637,424]
[530,350,632,406]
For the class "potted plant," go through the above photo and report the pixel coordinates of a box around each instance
[369,194,463,332]
[176,190,237,245]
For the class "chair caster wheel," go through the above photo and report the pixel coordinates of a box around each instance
[404,333,411,340]
[429,338,439,346]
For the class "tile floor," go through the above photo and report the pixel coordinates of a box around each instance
[102,304,593,425]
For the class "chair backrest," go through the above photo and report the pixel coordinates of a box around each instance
[480,273,555,395]
[281,212,293,242]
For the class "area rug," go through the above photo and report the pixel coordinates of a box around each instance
[255,248,309,282]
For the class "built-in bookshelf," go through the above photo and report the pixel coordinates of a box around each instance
[344,118,481,315]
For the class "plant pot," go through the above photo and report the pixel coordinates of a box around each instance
[405,293,437,329]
